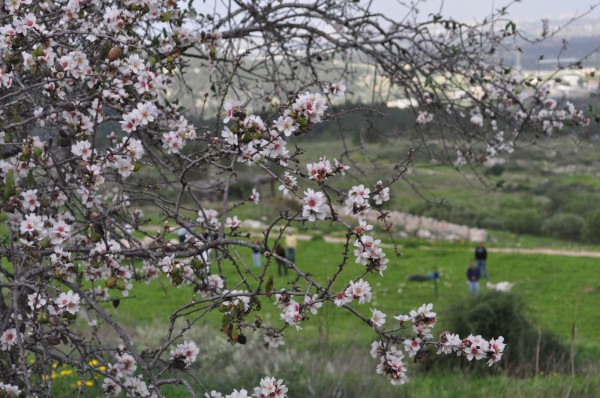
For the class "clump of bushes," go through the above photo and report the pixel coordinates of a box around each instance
[424,291,570,377]
[542,213,585,241]
[584,209,600,243]
[502,209,543,236]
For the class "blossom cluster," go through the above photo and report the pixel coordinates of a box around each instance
[369,303,505,384]
[206,376,288,398]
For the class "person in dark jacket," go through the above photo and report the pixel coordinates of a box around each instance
[467,263,480,294]
[274,244,287,276]
[474,241,488,278]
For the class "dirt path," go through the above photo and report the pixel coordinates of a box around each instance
[488,247,600,258]
[324,236,600,257]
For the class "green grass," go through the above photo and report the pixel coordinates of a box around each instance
[104,238,600,349]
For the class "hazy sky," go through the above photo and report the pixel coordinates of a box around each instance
[368,0,600,22]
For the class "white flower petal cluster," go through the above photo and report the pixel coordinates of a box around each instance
[170,340,200,367]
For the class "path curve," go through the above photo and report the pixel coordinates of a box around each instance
[488,247,600,258]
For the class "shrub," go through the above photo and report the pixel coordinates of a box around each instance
[584,209,600,243]
[503,209,543,236]
[483,163,505,176]
[425,291,570,377]
[542,213,585,241]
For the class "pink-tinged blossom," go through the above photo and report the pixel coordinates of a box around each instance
[302,188,327,222]
[253,377,288,398]
[278,172,297,196]
[115,352,137,375]
[0,328,19,351]
[324,80,346,99]
[102,378,122,397]
[120,110,140,133]
[124,54,145,75]
[306,157,333,182]
[370,340,384,359]
[221,127,238,146]
[49,219,71,246]
[21,189,40,211]
[162,131,185,154]
[222,290,251,313]
[0,383,20,396]
[225,389,250,398]
[113,137,144,161]
[333,291,352,307]
[223,100,242,124]
[333,158,350,175]
[416,111,433,124]
[353,219,373,236]
[370,308,386,329]
[373,180,390,205]
[303,294,322,315]
[436,332,462,355]
[376,346,408,385]
[264,330,285,349]
[206,391,224,398]
[170,340,200,367]
[487,336,506,366]
[242,115,266,132]
[20,213,44,235]
[280,299,303,330]
[14,13,37,34]
[225,216,241,229]
[353,235,389,275]
[56,290,80,314]
[463,334,489,361]
[136,101,157,125]
[197,209,218,226]
[344,279,372,304]
[403,337,422,358]
[123,376,150,397]
[27,292,47,310]
[274,115,297,136]
[248,188,260,204]
[0,69,13,88]
[393,314,410,323]
[292,92,327,123]
[71,140,93,161]
[207,275,224,292]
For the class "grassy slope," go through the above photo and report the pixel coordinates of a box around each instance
[106,239,600,348]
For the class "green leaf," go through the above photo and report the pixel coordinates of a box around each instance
[3,170,15,199]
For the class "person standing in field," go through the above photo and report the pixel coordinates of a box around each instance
[252,238,262,268]
[285,232,297,262]
[274,243,287,276]
[467,262,480,295]
[475,241,488,278]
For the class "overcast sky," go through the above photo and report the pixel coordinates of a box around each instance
[368,0,600,22]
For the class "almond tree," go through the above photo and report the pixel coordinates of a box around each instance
[0,0,592,397]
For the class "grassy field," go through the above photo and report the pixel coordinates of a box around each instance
[52,235,600,397]
[28,133,600,396]
[104,238,600,347]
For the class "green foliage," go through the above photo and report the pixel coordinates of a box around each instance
[584,209,600,243]
[484,163,505,177]
[503,209,543,236]
[430,291,570,377]
[542,213,585,241]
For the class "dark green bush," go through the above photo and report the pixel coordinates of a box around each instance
[423,291,570,377]
[483,163,505,176]
[584,209,600,243]
[542,213,585,241]
[502,209,543,236]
